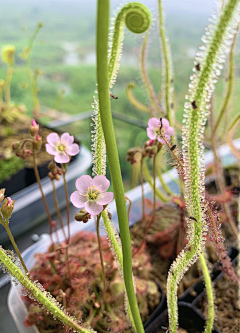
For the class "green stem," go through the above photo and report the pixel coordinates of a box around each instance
[168,1,239,331]
[134,155,157,256]
[51,179,67,242]
[26,23,42,119]
[101,210,136,332]
[96,214,106,303]
[213,26,238,136]
[156,150,174,197]
[96,2,144,331]
[140,157,145,223]
[61,164,70,241]
[140,31,164,116]
[126,82,151,113]
[3,220,28,274]
[158,0,173,126]
[199,251,214,333]
[4,66,13,105]
[142,157,170,202]
[33,149,53,242]
[0,248,94,333]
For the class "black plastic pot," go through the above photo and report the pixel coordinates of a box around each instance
[178,244,237,303]
[145,302,221,333]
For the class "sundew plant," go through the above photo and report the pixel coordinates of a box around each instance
[0,0,240,332]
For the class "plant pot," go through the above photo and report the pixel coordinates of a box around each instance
[0,145,92,244]
[192,256,239,333]
[145,302,221,333]
[106,139,240,320]
[8,218,163,333]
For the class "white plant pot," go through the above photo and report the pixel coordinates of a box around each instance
[7,139,240,333]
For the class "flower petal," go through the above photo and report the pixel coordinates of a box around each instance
[161,118,169,129]
[76,175,93,193]
[47,133,60,146]
[66,143,80,156]
[147,127,157,140]
[70,191,88,208]
[85,201,103,216]
[45,143,57,156]
[165,126,174,136]
[148,117,160,129]
[54,152,70,164]
[61,133,74,145]
[92,175,110,192]
[96,192,114,205]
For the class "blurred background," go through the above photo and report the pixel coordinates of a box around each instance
[0,0,239,189]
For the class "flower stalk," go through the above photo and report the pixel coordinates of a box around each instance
[96,1,144,331]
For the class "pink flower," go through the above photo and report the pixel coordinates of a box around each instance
[45,132,79,164]
[70,175,114,216]
[146,117,174,144]
[31,119,37,127]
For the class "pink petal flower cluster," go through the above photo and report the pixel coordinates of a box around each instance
[70,175,114,216]
[146,117,174,144]
[46,132,79,164]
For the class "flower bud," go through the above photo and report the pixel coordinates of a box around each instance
[75,209,91,223]
[1,45,16,65]
[0,189,5,203]
[145,145,158,158]
[12,141,21,151]
[48,161,56,170]
[29,119,39,136]
[33,134,42,150]
[23,149,32,157]
[48,172,54,180]
[1,197,15,219]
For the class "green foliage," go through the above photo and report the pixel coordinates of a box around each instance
[0,156,24,184]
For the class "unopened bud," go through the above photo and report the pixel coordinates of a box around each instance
[1,197,15,219]
[75,209,91,223]
[23,149,32,157]
[145,145,158,158]
[0,189,5,203]
[48,161,56,170]
[12,141,21,151]
[33,134,42,150]
[29,119,39,136]
[48,172,54,180]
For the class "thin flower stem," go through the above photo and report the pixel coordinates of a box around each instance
[96,1,144,331]
[3,220,28,273]
[85,308,97,327]
[125,196,132,222]
[140,157,145,223]
[96,214,106,303]
[141,31,165,117]
[61,163,72,287]
[133,154,157,256]
[32,148,53,242]
[199,250,214,333]
[61,164,70,241]
[4,66,13,105]
[0,248,94,333]
[156,150,174,196]
[210,101,239,239]
[142,157,170,202]
[158,0,171,124]
[213,26,238,136]
[51,179,67,242]
[126,82,151,113]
